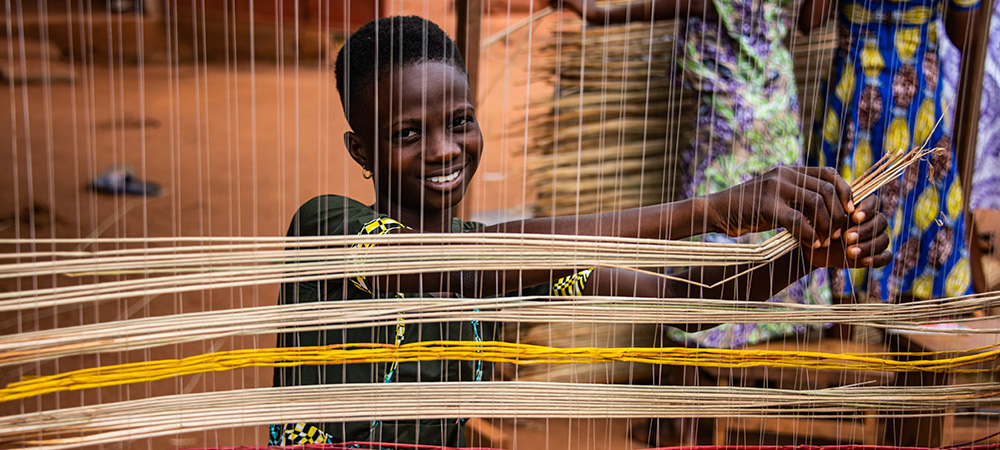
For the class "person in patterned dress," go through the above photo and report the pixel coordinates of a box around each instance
[801,0,980,303]
[270,15,892,447]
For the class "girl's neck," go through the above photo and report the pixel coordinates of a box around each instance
[375,201,454,233]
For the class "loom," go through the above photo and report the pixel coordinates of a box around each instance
[1,1,998,449]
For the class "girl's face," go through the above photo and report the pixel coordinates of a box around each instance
[364,61,483,226]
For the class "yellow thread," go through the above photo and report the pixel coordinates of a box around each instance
[4,340,999,403]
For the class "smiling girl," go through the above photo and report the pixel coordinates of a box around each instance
[270,15,891,447]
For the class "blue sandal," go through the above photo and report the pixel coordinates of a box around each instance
[90,165,161,197]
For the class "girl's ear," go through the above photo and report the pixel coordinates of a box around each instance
[344,131,369,171]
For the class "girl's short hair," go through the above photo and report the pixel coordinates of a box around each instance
[334,16,467,122]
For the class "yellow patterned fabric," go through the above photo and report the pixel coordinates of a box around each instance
[852,140,873,181]
[914,186,940,231]
[552,269,594,296]
[914,99,936,146]
[350,217,408,294]
[823,107,840,145]
[884,116,911,154]
[895,27,921,61]
[912,274,934,298]
[842,3,876,23]
[951,0,980,8]
[947,258,972,296]
[947,180,963,219]
[841,2,943,24]
[862,40,885,78]
[271,423,333,445]
[900,7,934,25]
[835,68,856,105]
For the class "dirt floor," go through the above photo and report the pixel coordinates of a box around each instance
[2,3,999,450]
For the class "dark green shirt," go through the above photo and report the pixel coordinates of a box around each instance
[271,195,492,447]
[271,195,590,447]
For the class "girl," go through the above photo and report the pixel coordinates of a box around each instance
[270,15,890,447]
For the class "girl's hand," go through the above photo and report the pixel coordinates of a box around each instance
[802,196,892,269]
[707,166,854,249]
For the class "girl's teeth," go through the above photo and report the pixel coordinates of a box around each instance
[429,171,460,183]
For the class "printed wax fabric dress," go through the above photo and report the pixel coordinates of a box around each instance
[939,0,1000,211]
[809,0,978,301]
[667,0,831,349]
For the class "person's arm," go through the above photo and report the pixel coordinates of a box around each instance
[555,0,717,24]
[369,166,867,298]
[490,166,854,246]
[585,195,890,330]
[944,7,978,55]
[586,195,888,300]
[798,0,837,33]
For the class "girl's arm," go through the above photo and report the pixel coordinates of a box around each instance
[587,195,888,302]
[489,166,854,247]
[586,195,890,329]
[371,167,876,298]
[556,0,717,24]
[798,0,837,33]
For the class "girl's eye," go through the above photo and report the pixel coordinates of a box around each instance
[452,116,473,129]
[393,129,418,142]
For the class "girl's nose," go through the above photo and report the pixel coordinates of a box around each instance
[425,131,462,163]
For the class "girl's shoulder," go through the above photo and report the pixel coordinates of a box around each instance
[287,195,380,237]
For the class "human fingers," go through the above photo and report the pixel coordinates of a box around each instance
[842,215,890,267]
[844,225,888,264]
[783,167,850,242]
[775,175,832,249]
[793,166,856,215]
[809,166,855,215]
[863,247,893,268]
[849,195,879,225]
[842,208,889,247]
[853,231,892,267]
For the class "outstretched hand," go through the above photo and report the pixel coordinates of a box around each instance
[706,166,891,269]
[802,196,892,269]
[708,166,855,250]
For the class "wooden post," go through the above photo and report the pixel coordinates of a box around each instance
[455,0,482,104]
[454,0,482,218]
[954,0,995,293]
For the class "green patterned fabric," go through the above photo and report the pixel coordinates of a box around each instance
[669,0,831,349]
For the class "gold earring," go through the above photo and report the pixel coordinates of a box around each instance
[362,168,373,179]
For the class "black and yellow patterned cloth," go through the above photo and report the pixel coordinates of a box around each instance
[270,422,331,445]
[270,195,592,447]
